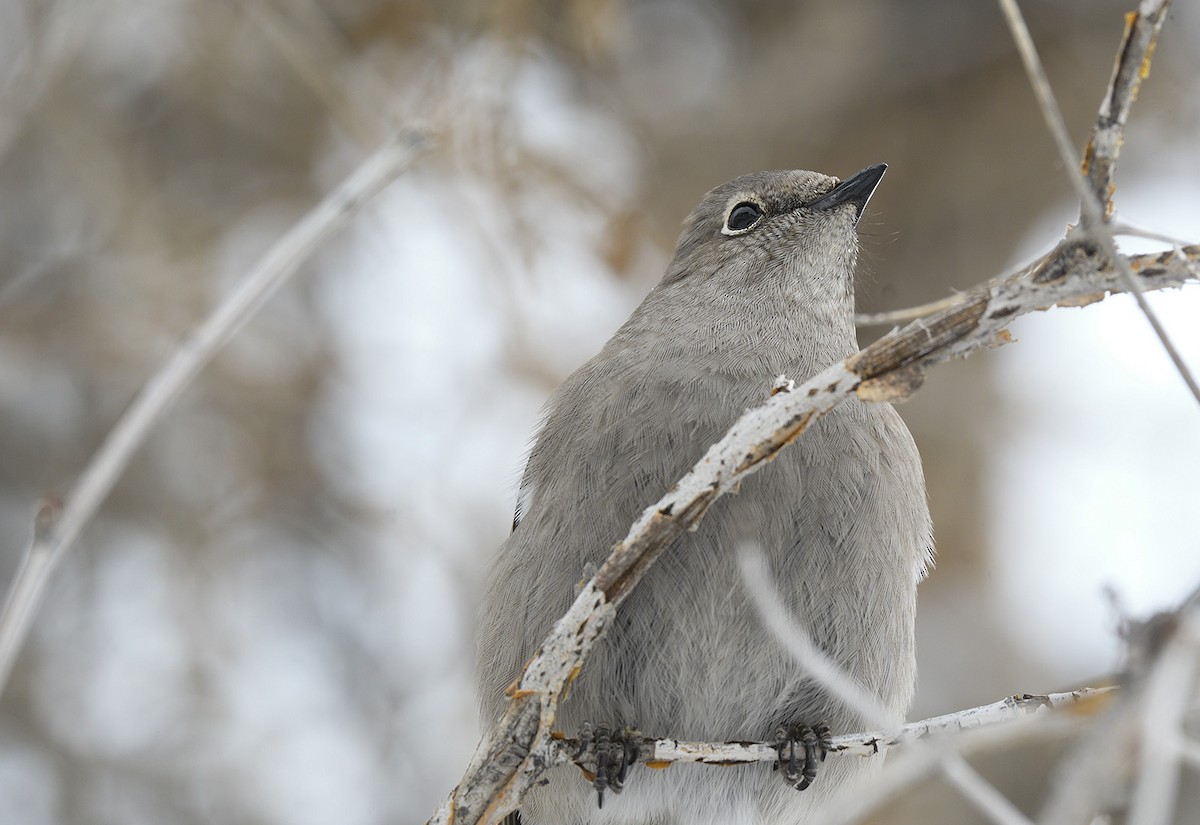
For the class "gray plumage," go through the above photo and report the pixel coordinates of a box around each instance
[476,167,932,824]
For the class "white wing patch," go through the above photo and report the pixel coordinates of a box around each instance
[512,480,536,532]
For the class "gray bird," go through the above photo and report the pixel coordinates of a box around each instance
[476,165,932,825]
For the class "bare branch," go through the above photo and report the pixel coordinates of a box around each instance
[436,6,1199,822]
[739,542,1037,825]
[996,0,1115,218]
[941,751,1038,825]
[854,293,972,328]
[1082,0,1172,218]
[506,691,1110,825]
[1037,606,1200,825]
[245,0,404,148]
[1127,611,1200,825]
[432,238,1199,825]
[857,216,1200,328]
[1112,223,1200,249]
[0,130,430,697]
[997,0,1200,408]
[832,715,1087,825]
[737,544,893,728]
[543,689,1115,771]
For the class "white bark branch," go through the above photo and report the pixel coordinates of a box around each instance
[541,689,1115,771]
[432,236,1198,825]
[997,0,1200,407]
[1127,610,1200,825]
[0,130,429,696]
[1082,0,1173,218]
[1037,605,1200,825]
[432,6,1197,820]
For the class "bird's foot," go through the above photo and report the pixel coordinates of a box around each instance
[576,722,641,809]
[773,722,832,792]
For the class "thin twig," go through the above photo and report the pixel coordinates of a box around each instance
[430,239,1200,825]
[856,222,1200,333]
[0,130,429,696]
[1112,222,1200,251]
[245,0,402,148]
[829,711,1088,825]
[997,0,1200,407]
[942,751,1038,825]
[740,544,1036,825]
[544,687,1111,825]
[737,545,893,727]
[546,688,1115,769]
[1128,612,1200,825]
[854,293,971,328]
[1082,0,1172,217]
[437,11,1198,816]
[992,13,1200,819]
[996,0,1115,217]
[1037,608,1200,825]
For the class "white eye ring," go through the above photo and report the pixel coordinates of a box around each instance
[721,195,765,235]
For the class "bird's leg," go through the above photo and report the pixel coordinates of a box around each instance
[576,722,641,808]
[772,722,832,792]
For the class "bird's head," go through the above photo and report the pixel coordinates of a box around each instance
[661,164,886,306]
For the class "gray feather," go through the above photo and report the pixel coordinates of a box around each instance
[476,168,932,824]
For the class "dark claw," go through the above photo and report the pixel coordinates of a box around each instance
[578,723,641,808]
[773,722,832,792]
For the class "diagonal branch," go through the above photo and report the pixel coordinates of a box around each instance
[245,0,404,149]
[738,540,1034,825]
[997,0,1200,407]
[1082,0,1172,219]
[431,238,1200,825]
[434,6,1198,822]
[1036,602,1200,825]
[0,130,430,697]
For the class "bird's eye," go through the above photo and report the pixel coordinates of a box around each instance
[724,201,764,234]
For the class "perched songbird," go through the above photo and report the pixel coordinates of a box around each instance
[476,165,932,824]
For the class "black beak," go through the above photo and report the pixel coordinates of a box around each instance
[810,163,887,224]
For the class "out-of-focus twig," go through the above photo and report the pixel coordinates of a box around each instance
[1127,610,1200,825]
[435,8,1196,821]
[245,0,404,147]
[941,751,1039,825]
[0,130,429,696]
[737,545,893,727]
[430,233,1200,824]
[739,542,1036,825]
[997,0,1200,408]
[828,713,1089,825]
[854,293,971,328]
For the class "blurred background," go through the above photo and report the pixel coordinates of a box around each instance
[1,1,1199,823]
